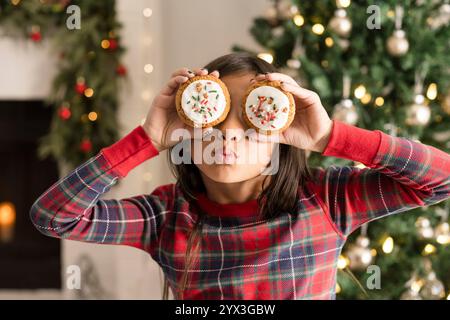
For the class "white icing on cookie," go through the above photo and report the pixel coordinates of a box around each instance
[181,79,227,126]
[244,86,291,131]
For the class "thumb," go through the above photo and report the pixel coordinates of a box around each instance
[280,82,321,109]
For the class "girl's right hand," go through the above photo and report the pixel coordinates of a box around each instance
[142,68,220,152]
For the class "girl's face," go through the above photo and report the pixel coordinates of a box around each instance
[191,73,276,184]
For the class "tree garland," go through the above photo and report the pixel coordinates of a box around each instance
[0,0,126,168]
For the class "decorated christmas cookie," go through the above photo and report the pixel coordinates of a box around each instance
[175,75,230,128]
[242,80,295,135]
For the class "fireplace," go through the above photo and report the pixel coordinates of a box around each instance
[0,100,61,289]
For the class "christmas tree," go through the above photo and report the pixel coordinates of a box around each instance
[0,0,125,168]
[235,0,450,299]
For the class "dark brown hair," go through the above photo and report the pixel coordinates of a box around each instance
[161,52,311,299]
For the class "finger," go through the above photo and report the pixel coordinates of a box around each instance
[160,75,189,96]
[192,68,209,76]
[255,73,268,81]
[265,73,298,86]
[171,67,195,78]
[209,70,220,78]
[280,82,320,108]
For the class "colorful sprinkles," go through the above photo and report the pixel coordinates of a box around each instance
[249,95,288,127]
[186,81,221,120]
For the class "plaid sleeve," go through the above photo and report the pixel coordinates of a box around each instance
[309,120,450,238]
[29,125,171,256]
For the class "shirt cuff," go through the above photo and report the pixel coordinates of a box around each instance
[101,125,160,177]
[321,120,382,165]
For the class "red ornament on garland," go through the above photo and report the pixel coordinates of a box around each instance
[30,31,42,42]
[109,38,118,50]
[79,139,92,153]
[75,82,87,95]
[58,106,72,120]
[116,64,127,76]
[30,25,41,42]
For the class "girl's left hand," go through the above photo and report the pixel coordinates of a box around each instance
[252,73,333,153]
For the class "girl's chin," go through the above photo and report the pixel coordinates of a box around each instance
[203,168,258,184]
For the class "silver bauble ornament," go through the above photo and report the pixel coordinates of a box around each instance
[387,29,409,56]
[421,272,445,300]
[405,95,431,126]
[345,235,373,271]
[428,4,450,30]
[415,217,434,239]
[286,59,301,69]
[332,99,358,125]
[272,26,285,37]
[329,9,352,37]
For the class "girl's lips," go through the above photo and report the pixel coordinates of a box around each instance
[215,150,238,163]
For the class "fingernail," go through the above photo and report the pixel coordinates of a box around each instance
[187,70,194,74]
[201,68,208,72]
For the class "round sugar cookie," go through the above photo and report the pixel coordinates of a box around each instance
[175,75,230,128]
[242,80,295,135]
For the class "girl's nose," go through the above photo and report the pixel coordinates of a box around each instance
[215,105,247,142]
[216,120,245,142]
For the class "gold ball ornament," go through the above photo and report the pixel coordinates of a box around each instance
[345,235,373,271]
[400,274,423,300]
[442,91,450,115]
[405,95,431,126]
[435,222,450,245]
[329,9,352,37]
[332,99,358,125]
[387,30,409,56]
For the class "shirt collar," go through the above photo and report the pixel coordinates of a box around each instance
[194,191,260,218]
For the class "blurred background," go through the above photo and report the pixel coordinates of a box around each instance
[0,0,449,300]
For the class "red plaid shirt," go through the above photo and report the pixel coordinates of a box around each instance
[30,120,450,299]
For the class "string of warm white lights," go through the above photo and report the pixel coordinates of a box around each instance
[141,2,154,184]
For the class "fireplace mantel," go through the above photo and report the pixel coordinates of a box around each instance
[0,38,56,100]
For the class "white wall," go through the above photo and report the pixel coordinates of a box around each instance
[160,0,266,76]
[0,0,267,299]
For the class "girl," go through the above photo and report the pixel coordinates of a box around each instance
[30,52,450,300]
